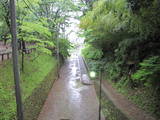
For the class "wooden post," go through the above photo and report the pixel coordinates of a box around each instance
[21,49,24,72]
[10,0,24,120]
[7,53,10,59]
[2,54,4,61]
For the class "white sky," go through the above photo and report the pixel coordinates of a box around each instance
[65,11,84,44]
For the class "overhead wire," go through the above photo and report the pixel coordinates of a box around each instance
[21,0,62,34]
[25,0,47,16]
[21,0,44,23]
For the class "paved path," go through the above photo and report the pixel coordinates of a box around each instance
[38,52,104,120]
[101,80,155,120]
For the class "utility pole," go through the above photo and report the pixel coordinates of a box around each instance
[10,0,24,120]
[56,33,60,77]
[99,69,102,120]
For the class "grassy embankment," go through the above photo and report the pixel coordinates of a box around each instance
[0,52,57,120]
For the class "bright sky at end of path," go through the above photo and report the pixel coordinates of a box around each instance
[65,11,84,44]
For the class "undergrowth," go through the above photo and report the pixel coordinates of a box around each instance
[85,58,160,119]
[0,52,57,120]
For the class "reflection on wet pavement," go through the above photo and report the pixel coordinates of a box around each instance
[38,51,104,120]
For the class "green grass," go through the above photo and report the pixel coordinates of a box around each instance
[0,52,57,120]
[21,52,57,99]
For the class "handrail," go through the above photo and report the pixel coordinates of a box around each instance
[81,56,90,74]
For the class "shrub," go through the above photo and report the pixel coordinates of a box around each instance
[132,56,160,89]
[82,44,103,60]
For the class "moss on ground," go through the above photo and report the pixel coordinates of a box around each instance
[113,79,160,120]
[0,52,57,120]
[23,67,57,120]
[94,82,129,120]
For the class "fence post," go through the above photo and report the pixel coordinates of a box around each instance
[2,54,4,61]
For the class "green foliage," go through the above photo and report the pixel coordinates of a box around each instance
[82,44,103,60]
[0,0,75,57]
[80,0,160,118]
[80,0,133,53]
[105,61,121,82]
[132,56,160,88]
[0,0,76,118]
[21,21,51,38]
[0,52,57,120]
[80,0,160,85]
[114,37,141,66]
[128,0,160,39]
[0,0,10,41]
[87,59,103,72]
[58,38,71,58]
[20,20,54,54]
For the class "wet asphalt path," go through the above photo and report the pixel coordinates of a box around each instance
[37,52,104,120]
